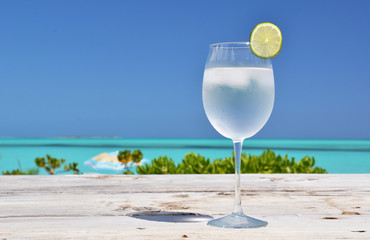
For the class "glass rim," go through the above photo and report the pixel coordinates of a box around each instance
[209,42,250,49]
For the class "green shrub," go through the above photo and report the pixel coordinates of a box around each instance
[26,168,40,175]
[131,150,144,163]
[136,149,327,174]
[122,169,134,175]
[177,153,211,174]
[117,149,144,174]
[2,169,26,175]
[137,156,178,174]
[35,155,80,175]
[64,162,80,175]
[2,168,39,175]
[117,149,143,164]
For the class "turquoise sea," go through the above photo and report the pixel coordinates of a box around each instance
[0,138,369,174]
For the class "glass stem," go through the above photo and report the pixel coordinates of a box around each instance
[232,140,244,215]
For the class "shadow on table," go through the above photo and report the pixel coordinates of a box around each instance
[129,211,213,223]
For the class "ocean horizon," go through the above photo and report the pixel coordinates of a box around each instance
[0,138,369,174]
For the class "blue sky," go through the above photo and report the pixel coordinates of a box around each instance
[0,0,370,139]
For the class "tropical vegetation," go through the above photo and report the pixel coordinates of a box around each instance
[1,149,327,175]
[136,149,327,174]
[2,155,80,175]
[117,149,143,174]
[35,155,80,175]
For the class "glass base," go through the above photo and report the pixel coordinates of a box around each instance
[207,212,268,229]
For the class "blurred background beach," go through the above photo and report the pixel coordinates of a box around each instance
[0,0,369,174]
[1,138,370,174]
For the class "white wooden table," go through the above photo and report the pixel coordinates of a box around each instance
[0,174,369,239]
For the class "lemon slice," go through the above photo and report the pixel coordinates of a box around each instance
[250,23,282,58]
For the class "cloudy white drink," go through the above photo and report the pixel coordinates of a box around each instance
[202,67,274,141]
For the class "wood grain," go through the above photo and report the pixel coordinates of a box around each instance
[0,174,369,239]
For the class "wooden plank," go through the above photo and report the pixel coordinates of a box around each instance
[0,174,369,239]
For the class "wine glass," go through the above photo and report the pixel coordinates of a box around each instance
[202,42,274,228]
